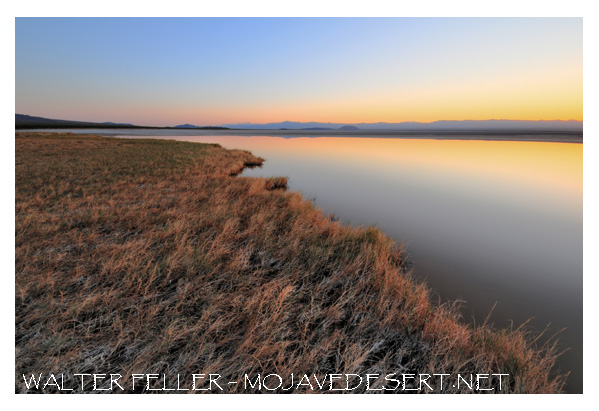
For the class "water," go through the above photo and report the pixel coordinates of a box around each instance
[24,129,583,392]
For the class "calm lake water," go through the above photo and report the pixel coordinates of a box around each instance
[26,129,583,392]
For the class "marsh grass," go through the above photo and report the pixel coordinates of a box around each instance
[15,132,566,393]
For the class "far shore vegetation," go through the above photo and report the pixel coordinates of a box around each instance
[15,132,566,393]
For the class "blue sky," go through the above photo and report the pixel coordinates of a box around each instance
[15,17,582,126]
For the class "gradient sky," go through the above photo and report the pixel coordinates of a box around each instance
[15,17,582,127]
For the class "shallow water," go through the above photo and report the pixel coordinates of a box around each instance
[29,130,583,392]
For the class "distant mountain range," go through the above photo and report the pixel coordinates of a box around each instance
[15,114,228,130]
[16,114,582,133]
[223,120,583,132]
[173,124,230,130]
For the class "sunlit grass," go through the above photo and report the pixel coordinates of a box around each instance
[15,132,566,393]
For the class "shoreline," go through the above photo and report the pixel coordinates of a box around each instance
[15,128,583,143]
[15,132,568,393]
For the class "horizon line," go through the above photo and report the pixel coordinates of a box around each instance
[15,113,584,128]
[224,118,583,125]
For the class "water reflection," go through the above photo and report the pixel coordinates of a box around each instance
[121,134,583,392]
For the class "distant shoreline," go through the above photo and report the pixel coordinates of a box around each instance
[16,128,583,143]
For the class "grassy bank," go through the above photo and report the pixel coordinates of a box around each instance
[15,132,566,393]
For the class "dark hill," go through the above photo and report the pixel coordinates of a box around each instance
[16,114,140,129]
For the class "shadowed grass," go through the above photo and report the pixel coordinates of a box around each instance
[15,132,566,393]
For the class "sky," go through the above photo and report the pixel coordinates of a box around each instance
[15,17,582,127]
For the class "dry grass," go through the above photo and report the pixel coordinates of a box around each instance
[15,132,566,393]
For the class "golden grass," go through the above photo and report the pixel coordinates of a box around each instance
[15,132,566,393]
